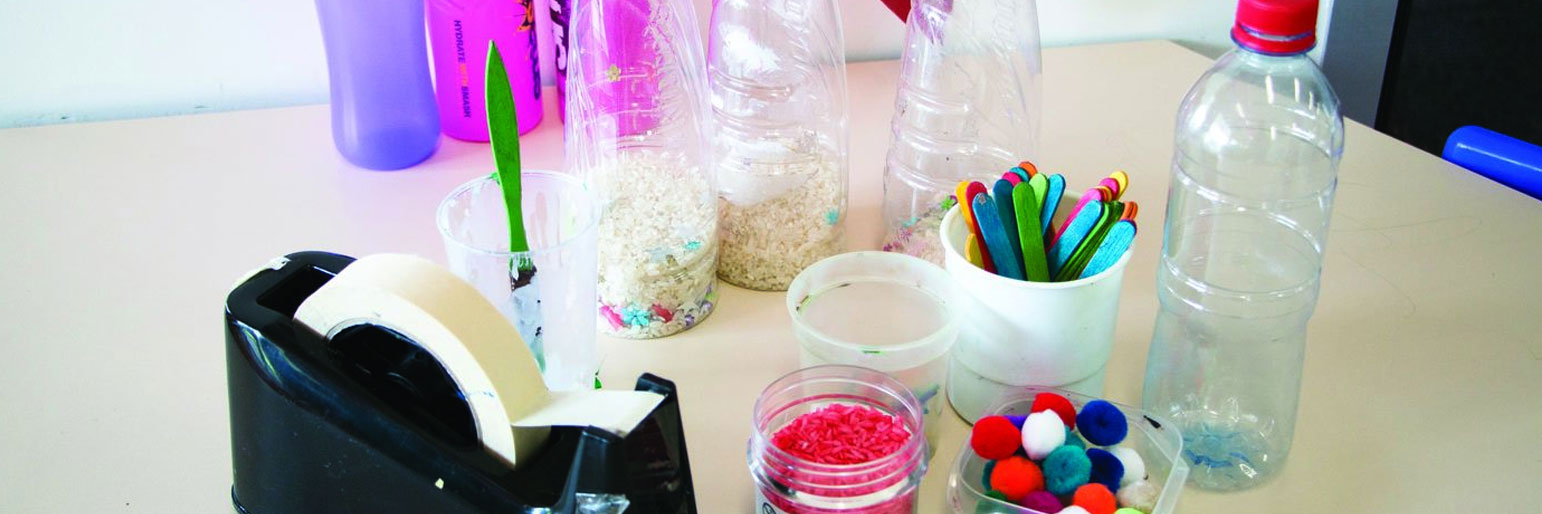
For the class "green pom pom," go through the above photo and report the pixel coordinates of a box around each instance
[1064,425,1086,449]
[1043,445,1092,495]
[1115,509,1145,514]
[976,490,1016,514]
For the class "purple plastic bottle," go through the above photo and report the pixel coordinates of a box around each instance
[427,0,544,140]
[313,0,440,170]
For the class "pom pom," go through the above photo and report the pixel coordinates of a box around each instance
[1064,426,1086,449]
[1073,484,1117,514]
[982,459,997,489]
[972,416,1023,459]
[1021,411,1067,460]
[1114,509,1144,514]
[1042,445,1092,495]
[1076,400,1128,446]
[1109,446,1145,486]
[989,456,1045,502]
[1005,414,1028,429]
[1115,480,1158,513]
[1021,490,1063,513]
[1085,448,1124,491]
[1031,392,1077,429]
[1057,507,1091,514]
[977,490,1014,514]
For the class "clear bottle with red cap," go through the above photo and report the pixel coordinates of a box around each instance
[1141,0,1343,491]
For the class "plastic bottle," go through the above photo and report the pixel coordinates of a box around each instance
[1141,0,1344,491]
[878,0,1042,264]
[565,0,718,339]
[426,0,544,140]
[313,0,440,170]
[708,0,848,291]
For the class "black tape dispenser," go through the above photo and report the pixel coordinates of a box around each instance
[224,251,696,513]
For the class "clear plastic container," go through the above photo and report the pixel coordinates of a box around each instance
[1141,0,1344,491]
[708,0,849,291]
[878,0,1042,264]
[785,251,960,452]
[749,365,928,514]
[565,0,718,338]
[947,387,1189,514]
[437,171,599,392]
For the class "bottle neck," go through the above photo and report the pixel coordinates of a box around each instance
[1231,23,1315,56]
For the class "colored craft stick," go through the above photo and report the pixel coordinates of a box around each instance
[974,194,1024,280]
[1008,167,1031,182]
[1080,220,1137,278]
[1058,201,1121,281]
[1099,177,1122,200]
[956,181,995,273]
[1018,161,1040,178]
[1013,182,1049,281]
[1051,188,1107,249]
[1109,170,1129,196]
[1002,171,1024,185]
[1041,174,1065,236]
[1027,173,1049,212]
[1047,201,1106,278]
[993,179,1025,270]
[965,233,985,268]
[1121,201,1139,221]
[1094,185,1113,202]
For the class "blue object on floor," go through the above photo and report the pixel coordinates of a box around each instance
[1443,126,1542,200]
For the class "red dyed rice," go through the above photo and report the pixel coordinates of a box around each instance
[771,403,912,465]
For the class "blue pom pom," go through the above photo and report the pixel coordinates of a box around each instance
[1042,445,1092,495]
[1076,400,1128,446]
[982,459,997,489]
[1004,414,1027,429]
[1085,448,1124,492]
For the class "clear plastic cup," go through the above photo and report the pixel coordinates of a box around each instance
[437,171,599,391]
[937,205,1131,421]
[786,251,962,451]
[946,386,1189,514]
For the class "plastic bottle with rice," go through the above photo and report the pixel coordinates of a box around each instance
[565,0,719,338]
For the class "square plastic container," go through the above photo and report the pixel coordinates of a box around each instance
[945,386,1188,514]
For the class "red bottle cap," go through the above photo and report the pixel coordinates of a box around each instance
[1232,0,1319,55]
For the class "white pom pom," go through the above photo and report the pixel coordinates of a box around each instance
[1110,446,1146,486]
[1116,479,1159,513]
[1021,410,1066,460]
[1057,507,1091,514]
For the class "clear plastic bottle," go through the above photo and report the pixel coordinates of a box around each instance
[708,0,848,291]
[878,0,1041,264]
[1141,0,1344,491]
[565,0,718,339]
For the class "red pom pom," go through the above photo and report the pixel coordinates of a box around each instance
[1073,483,1117,514]
[1031,392,1077,429]
[970,416,1021,460]
[989,456,1044,502]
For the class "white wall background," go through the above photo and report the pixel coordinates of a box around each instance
[0,0,1331,129]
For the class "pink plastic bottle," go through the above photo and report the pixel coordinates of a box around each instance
[427,0,544,140]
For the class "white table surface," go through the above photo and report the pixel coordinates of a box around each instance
[2,40,1540,513]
